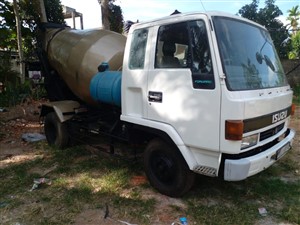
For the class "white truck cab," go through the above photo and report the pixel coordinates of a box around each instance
[41,11,295,197]
[120,11,295,195]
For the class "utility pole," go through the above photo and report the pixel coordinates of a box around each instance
[13,0,25,84]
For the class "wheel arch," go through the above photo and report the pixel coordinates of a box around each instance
[122,115,198,170]
[131,123,176,147]
[40,100,80,122]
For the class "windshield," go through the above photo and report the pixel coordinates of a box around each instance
[213,16,287,91]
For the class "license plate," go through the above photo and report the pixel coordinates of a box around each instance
[272,143,291,160]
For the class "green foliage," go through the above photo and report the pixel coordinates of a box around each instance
[288,32,300,59]
[287,5,300,59]
[0,0,65,55]
[238,0,289,58]
[0,0,63,104]
[238,0,259,21]
[109,3,124,33]
[287,5,300,34]
[0,52,16,81]
[0,52,19,107]
[44,0,65,24]
[0,52,46,106]
[0,80,31,107]
[0,81,47,107]
[21,0,65,58]
[0,0,37,60]
[0,0,16,49]
[98,0,124,33]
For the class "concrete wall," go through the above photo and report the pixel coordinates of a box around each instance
[282,59,300,88]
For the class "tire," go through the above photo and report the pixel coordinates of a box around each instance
[44,112,69,149]
[144,139,195,197]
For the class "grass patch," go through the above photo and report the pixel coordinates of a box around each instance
[184,164,300,225]
[1,141,299,224]
[96,169,130,192]
[0,158,44,198]
[186,202,257,225]
[63,185,93,206]
[112,196,156,224]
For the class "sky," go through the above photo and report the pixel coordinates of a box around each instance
[60,0,300,29]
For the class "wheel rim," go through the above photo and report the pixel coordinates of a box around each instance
[150,152,176,185]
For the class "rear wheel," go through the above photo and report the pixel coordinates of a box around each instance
[44,112,69,149]
[144,139,195,197]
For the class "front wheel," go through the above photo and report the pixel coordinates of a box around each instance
[44,112,69,149]
[144,139,195,197]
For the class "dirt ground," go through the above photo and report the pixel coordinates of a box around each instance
[0,100,45,168]
[0,100,194,225]
[0,100,299,225]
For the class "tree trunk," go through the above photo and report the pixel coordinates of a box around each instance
[99,0,110,30]
[38,0,48,23]
[13,0,25,84]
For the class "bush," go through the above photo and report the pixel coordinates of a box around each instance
[288,32,300,59]
[0,51,47,107]
[0,78,47,107]
[0,81,28,107]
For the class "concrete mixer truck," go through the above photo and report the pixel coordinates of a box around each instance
[39,11,295,197]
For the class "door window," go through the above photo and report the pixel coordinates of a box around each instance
[155,22,188,68]
[129,29,149,69]
[155,20,214,89]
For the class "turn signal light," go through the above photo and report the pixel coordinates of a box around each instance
[225,120,244,141]
[291,104,296,116]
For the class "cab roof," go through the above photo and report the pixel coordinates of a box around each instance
[129,11,266,32]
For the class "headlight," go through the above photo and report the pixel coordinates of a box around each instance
[241,134,258,150]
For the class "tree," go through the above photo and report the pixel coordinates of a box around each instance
[1,0,65,57]
[238,0,289,58]
[98,0,124,33]
[0,0,16,50]
[13,0,25,84]
[0,0,65,85]
[287,5,300,34]
[109,3,123,33]
[0,0,64,52]
[288,32,300,59]
[238,0,259,21]
[43,0,65,24]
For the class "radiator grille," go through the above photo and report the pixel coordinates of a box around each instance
[260,123,284,141]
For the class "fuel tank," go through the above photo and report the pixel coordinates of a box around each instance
[45,28,126,105]
[90,63,122,107]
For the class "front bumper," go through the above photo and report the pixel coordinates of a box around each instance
[224,128,295,181]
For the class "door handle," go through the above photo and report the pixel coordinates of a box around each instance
[148,91,163,103]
